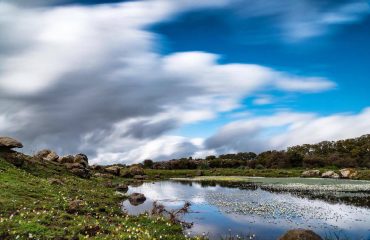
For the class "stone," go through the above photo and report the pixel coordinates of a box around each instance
[128,193,146,206]
[104,166,121,176]
[49,178,64,185]
[122,166,144,178]
[0,151,28,167]
[301,170,320,178]
[339,168,358,179]
[67,200,85,214]
[103,181,117,188]
[0,137,23,149]
[90,165,103,171]
[70,168,90,179]
[58,155,75,164]
[74,153,88,167]
[65,162,84,170]
[279,229,322,240]
[115,184,129,193]
[34,149,59,162]
[133,175,147,180]
[59,154,89,166]
[321,171,340,179]
[94,173,113,179]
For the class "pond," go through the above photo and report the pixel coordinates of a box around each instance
[122,178,370,240]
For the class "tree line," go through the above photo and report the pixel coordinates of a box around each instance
[141,134,370,170]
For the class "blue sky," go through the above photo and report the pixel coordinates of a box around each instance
[153,8,370,114]
[0,0,369,164]
[153,3,370,138]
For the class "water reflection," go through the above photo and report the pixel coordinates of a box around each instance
[122,181,370,240]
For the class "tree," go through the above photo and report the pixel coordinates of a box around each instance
[143,159,154,169]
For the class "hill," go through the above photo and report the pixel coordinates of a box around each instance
[0,151,186,239]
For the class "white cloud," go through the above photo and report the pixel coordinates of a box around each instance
[275,77,336,92]
[205,108,370,154]
[0,0,359,164]
[253,95,273,105]
[211,0,370,42]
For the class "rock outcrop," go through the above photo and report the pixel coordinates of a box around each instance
[58,154,90,178]
[301,170,320,178]
[58,155,75,164]
[0,137,23,150]
[0,150,30,167]
[70,168,91,178]
[339,168,358,179]
[34,149,59,162]
[122,166,144,178]
[104,166,121,176]
[321,171,340,179]
[75,153,88,167]
[90,165,103,171]
[279,229,322,240]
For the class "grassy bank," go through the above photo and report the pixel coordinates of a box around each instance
[145,168,370,180]
[0,157,188,240]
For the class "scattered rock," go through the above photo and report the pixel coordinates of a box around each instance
[70,168,90,179]
[104,166,121,176]
[65,162,84,170]
[0,151,28,167]
[67,200,85,214]
[58,155,75,164]
[279,229,322,240]
[339,168,358,179]
[301,170,320,178]
[321,171,340,179]
[115,184,129,193]
[128,193,146,206]
[34,149,59,162]
[103,181,117,188]
[122,166,144,178]
[90,165,103,171]
[55,154,91,178]
[133,175,147,180]
[49,178,64,185]
[94,173,113,179]
[74,153,88,167]
[0,137,23,150]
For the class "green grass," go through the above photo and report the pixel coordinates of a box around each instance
[0,157,190,239]
[1,153,368,239]
[145,168,370,180]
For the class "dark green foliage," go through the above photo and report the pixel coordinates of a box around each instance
[150,134,370,170]
[143,159,154,169]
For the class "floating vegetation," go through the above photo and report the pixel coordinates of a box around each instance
[171,176,370,192]
[124,180,370,239]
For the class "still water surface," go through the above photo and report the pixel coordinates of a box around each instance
[122,179,370,239]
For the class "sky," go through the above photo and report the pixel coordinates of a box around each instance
[0,0,369,165]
